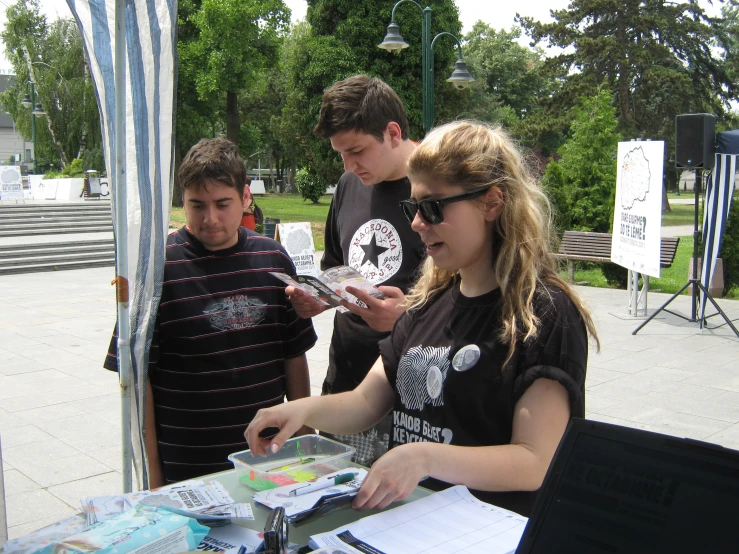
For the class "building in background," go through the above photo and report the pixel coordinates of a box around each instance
[0,72,31,172]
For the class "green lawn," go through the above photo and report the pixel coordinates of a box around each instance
[170,194,332,250]
[661,203,698,226]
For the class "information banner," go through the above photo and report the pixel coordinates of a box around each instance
[0,166,23,200]
[611,141,664,278]
[275,222,318,276]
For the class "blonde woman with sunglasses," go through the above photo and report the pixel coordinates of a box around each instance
[246,121,599,517]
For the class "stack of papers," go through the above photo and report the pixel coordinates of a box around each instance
[309,486,528,554]
[253,468,368,523]
[81,479,254,525]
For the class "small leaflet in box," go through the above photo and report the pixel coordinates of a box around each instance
[270,265,385,310]
[274,222,318,276]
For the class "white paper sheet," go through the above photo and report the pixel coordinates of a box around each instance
[309,486,528,554]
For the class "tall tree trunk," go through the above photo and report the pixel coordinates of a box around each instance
[617,19,631,123]
[226,91,239,145]
[77,49,90,159]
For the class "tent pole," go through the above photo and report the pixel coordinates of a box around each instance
[114,0,133,493]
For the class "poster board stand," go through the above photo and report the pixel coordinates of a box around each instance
[274,222,319,276]
[0,166,25,204]
[610,140,664,319]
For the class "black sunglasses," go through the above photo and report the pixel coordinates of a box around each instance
[399,188,491,225]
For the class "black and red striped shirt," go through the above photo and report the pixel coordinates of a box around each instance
[105,227,317,483]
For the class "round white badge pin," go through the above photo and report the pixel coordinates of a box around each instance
[452,345,481,372]
[426,365,443,399]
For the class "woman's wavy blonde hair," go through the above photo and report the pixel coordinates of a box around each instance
[406,120,599,365]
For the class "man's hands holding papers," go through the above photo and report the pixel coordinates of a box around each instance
[352,443,429,510]
[340,285,406,332]
[285,285,330,318]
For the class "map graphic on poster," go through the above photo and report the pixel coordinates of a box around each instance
[611,141,664,278]
[275,222,319,276]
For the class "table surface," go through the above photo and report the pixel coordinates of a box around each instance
[210,467,431,547]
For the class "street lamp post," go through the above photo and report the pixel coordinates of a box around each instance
[20,81,46,174]
[378,0,474,134]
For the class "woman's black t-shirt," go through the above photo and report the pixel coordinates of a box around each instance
[380,281,588,516]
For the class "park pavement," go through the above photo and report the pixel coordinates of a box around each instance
[1,265,739,541]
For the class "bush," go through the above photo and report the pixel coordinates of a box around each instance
[721,202,739,292]
[602,263,629,288]
[295,167,328,204]
[62,158,85,177]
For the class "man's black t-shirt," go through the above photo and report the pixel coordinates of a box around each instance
[380,280,588,516]
[322,171,426,393]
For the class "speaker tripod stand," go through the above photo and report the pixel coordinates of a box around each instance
[633,169,739,337]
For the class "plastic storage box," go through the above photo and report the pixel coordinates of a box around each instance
[229,434,356,491]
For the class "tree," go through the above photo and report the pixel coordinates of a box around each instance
[460,22,555,129]
[284,0,464,184]
[542,87,621,234]
[0,0,101,171]
[718,0,739,122]
[518,0,736,151]
[179,0,291,145]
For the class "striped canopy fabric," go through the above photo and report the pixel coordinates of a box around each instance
[67,0,176,489]
[700,153,737,322]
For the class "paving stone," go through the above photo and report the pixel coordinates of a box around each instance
[6,452,112,488]
[5,488,76,527]
[3,468,42,496]
[48,471,123,509]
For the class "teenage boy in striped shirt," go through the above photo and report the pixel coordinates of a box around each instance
[106,138,316,487]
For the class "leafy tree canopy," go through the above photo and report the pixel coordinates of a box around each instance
[0,0,101,171]
[518,0,736,152]
[179,0,291,143]
[542,87,621,234]
[460,21,556,135]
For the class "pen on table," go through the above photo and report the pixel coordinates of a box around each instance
[289,472,358,496]
[236,545,247,554]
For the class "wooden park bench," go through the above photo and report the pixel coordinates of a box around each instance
[553,230,680,282]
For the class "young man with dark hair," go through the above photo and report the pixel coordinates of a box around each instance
[286,75,425,464]
[106,137,316,487]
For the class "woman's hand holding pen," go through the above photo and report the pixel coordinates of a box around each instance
[352,443,430,510]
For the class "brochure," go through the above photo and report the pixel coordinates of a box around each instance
[270,265,385,310]
[81,479,254,526]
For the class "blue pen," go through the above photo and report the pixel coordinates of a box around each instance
[236,545,247,554]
